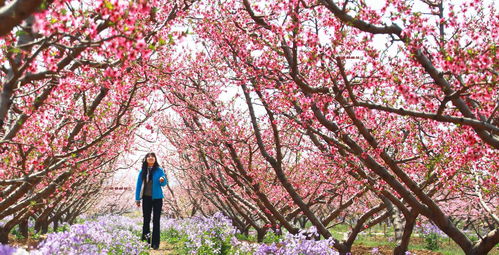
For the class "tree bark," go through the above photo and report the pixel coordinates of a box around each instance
[0,0,50,37]
[0,228,9,244]
[390,206,404,244]
[393,213,417,255]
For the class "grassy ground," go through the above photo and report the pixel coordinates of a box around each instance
[7,216,499,255]
[328,223,499,255]
[236,223,499,255]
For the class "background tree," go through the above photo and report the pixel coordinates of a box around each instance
[0,0,195,244]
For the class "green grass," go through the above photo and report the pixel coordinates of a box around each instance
[159,223,499,255]
[160,228,190,254]
[352,235,466,255]
[235,232,257,242]
[327,224,499,255]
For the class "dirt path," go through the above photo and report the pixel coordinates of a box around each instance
[148,241,178,255]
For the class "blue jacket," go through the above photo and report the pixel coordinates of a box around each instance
[135,167,168,201]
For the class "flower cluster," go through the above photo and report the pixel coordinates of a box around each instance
[0,244,26,255]
[418,222,446,251]
[160,213,340,254]
[252,226,338,255]
[31,215,147,255]
[161,212,237,254]
[418,223,445,237]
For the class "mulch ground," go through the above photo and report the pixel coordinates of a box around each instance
[149,242,178,255]
[7,234,45,251]
[351,245,443,255]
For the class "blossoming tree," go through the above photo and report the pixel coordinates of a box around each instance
[0,0,195,243]
[153,0,497,254]
[0,0,497,254]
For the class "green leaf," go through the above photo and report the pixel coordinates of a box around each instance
[9,47,21,54]
[104,0,114,10]
[168,34,174,45]
[40,0,49,10]
[158,38,166,46]
[15,30,28,37]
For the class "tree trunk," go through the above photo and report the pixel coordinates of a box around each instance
[0,228,9,244]
[41,221,49,234]
[257,227,266,242]
[19,220,29,239]
[393,215,416,255]
[52,217,60,232]
[390,206,404,243]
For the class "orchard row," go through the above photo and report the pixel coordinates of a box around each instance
[0,1,497,255]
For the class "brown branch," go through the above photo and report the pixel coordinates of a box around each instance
[355,101,499,133]
[0,0,53,37]
[319,0,402,35]
[242,0,272,30]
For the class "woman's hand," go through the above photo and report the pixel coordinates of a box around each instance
[159,177,165,183]
[136,201,141,207]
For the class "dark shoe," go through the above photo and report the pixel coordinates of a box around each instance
[152,245,159,250]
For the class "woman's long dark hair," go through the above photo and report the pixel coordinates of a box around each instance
[141,152,160,181]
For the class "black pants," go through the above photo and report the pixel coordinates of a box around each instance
[141,196,162,247]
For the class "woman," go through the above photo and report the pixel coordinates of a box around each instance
[135,152,167,250]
